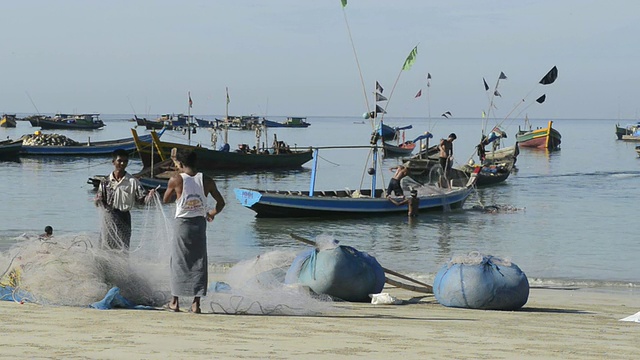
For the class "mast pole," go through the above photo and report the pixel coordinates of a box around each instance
[224,87,229,145]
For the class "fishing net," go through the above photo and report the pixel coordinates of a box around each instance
[1,195,333,315]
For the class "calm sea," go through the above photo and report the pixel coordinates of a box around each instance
[1,114,639,292]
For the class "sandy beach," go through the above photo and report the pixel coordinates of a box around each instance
[1,286,639,359]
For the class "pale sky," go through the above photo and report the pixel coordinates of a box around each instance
[1,1,638,119]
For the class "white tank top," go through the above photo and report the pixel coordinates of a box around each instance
[175,173,207,218]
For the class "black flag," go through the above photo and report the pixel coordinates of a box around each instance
[536,94,546,104]
[499,71,507,80]
[441,111,452,118]
[375,93,387,102]
[376,81,384,93]
[375,104,387,114]
[539,66,558,85]
[494,90,502,97]
[483,77,489,91]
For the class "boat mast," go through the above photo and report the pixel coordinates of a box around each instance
[187,91,192,146]
[224,87,229,145]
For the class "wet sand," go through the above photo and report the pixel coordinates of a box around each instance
[1,286,639,359]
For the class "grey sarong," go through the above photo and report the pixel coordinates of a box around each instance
[170,217,208,297]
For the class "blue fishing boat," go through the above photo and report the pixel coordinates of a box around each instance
[0,139,23,160]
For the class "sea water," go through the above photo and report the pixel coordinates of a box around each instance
[1,115,638,293]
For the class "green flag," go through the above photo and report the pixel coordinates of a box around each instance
[341,0,347,7]
[402,46,418,71]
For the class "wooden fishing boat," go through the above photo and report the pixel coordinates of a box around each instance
[403,157,513,187]
[0,139,23,159]
[515,120,561,150]
[0,114,17,128]
[262,117,311,128]
[20,131,161,156]
[131,128,313,171]
[234,173,477,218]
[382,141,415,157]
[615,122,640,140]
[38,114,105,130]
[195,118,219,128]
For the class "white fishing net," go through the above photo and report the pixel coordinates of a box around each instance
[1,195,334,315]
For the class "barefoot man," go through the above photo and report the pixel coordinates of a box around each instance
[163,149,225,313]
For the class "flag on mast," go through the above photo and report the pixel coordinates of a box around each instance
[375,93,387,102]
[539,66,558,85]
[226,87,230,104]
[414,89,422,98]
[402,45,418,71]
[376,81,384,94]
[188,92,193,108]
[499,71,507,80]
[483,78,489,91]
[341,0,347,8]
[536,94,546,104]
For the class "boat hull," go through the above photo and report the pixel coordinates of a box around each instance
[383,141,415,157]
[38,119,105,130]
[403,158,513,187]
[0,140,23,159]
[234,186,473,218]
[132,129,313,170]
[20,133,156,156]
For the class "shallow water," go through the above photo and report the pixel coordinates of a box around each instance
[1,115,638,293]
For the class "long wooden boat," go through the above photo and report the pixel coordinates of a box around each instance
[234,172,477,218]
[262,117,311,128]
[0,114,17,128]
[515,120,561,150]
[38,114,105,130]
[403,157,513,187]
[20,131,160,156]
[0,139,23,159]
[131,128,313,171]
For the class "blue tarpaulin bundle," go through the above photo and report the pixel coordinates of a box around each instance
[89,287,155,310]
[433,254,529,310]
[285,245,385,302]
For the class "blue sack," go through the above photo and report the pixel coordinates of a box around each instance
[285,245,385,302]
[433,254,529,310]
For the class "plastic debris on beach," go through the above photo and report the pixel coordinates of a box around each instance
[620,311,640,323]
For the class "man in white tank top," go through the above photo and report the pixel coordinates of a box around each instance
[163,150,225,313]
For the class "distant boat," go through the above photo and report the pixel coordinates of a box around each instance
[131,128,313,171]
[515,120,561,150]
[38,113,105,130]
[195,118,219,128]
[262,117,311,128]
[636,145,640,157]
[615,122,640,140]
[0,114,17,128]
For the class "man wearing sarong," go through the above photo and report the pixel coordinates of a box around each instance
[96,149,155,250]
[163,150,225,313]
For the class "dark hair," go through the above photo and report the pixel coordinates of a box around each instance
[44,226,53,234]
[449,133,457,140]
[176,150,197,168]
[112,149,129,160]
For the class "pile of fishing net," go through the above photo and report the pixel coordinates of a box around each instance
[21,133,81,146]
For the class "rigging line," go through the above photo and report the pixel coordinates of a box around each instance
[358,148,373,190]
[381,43,420,124]
[341,8,370,122]
[317,154,341,167]
[25,91,41,115]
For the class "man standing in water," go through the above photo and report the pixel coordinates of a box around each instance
[163,150,225,313]
[388,189,420,217]
[96,149,154,250]
[438,133,457,188]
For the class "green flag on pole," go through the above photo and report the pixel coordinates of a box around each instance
[402,46,418,71]
[341,0,347,8]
